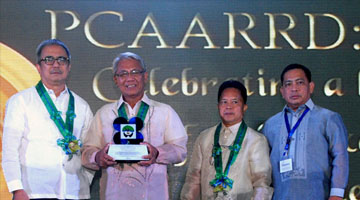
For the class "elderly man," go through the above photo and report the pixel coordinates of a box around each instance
[2,39,94,200]
[263,64,349,200]
[181,80,273,200]
[81,52,188,200]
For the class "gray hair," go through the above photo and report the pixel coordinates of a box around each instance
[112,52,146,74]
[36,39,71,64]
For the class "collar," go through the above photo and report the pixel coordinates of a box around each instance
[117,93,151,110]
[221,121,242,134]
[42,82,69,97]
[283,98,314,114]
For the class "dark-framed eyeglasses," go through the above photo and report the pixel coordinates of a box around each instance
[115,69,145,79]
[40,56,69,65]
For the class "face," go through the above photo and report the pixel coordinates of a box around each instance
[36,45,71,87]
[113,58,148,102]
[280,69,315,111]
[218,88,248,127]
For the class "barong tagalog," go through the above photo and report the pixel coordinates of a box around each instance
[210,121,247,197]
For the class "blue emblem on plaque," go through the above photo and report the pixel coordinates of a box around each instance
[113,117,144,144]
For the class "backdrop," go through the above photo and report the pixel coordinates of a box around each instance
[0,0,359,199]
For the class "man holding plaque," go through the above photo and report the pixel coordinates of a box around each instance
[262,64,349,200]
[2,39,94,200]
[81,52,188,200]
[181,80,273,200]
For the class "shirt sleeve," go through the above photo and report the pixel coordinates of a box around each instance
[2,95,26,192]
[80,104,93,143]
[79,103,96,182]
[155,106,188,165]
[81,108,105,170]
[180,134,202,200]
[262,119,275,150]
[326,112,349,197]
[249,134,273,200]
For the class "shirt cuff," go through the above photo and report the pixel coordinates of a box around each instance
[90,151,98,165]
[155,147,166,164]
[7,179,23,193]
[330,188,345,197]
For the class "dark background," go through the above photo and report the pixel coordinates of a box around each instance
[0,0,359,199]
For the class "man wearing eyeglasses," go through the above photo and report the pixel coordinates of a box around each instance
[2,39,94,200]
[81,52,188,200]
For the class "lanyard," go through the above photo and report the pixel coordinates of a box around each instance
[283,107,309,156]
[118,101,149,122]
[210,121,247,193]
[36,81,75,135]
[36,81,80,159]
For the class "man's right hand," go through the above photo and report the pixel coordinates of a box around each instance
[95,143,117,168]
[13,189,29,200]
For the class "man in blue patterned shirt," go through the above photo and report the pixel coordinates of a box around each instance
[263,63,349,200]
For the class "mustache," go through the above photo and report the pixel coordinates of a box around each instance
[50,69,63,74]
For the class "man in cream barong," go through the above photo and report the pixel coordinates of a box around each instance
[181,80,273,200]
[81,52,188,200]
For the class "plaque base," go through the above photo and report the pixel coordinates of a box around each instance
[108,144,149,162]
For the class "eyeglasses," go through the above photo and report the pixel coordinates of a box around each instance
[40,56,69,65]
[115,69,145,79]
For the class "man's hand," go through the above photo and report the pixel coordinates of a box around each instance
[13,189,29,200]
[95,143,117,168]
[138,142,159,166]
[329,196,343,200]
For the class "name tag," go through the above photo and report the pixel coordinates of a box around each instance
[280,158,293,173]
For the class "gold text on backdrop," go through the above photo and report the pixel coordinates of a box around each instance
[45,10,349,50]
[324,78,344,96]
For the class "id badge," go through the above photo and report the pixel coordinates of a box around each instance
[279,158,293,173]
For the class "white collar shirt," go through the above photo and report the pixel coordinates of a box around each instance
[2,84,94,199]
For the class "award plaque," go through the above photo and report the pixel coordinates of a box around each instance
[108,117,149,162]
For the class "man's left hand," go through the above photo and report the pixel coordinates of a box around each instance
[138,142,159,166]
[329,196,343,200]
